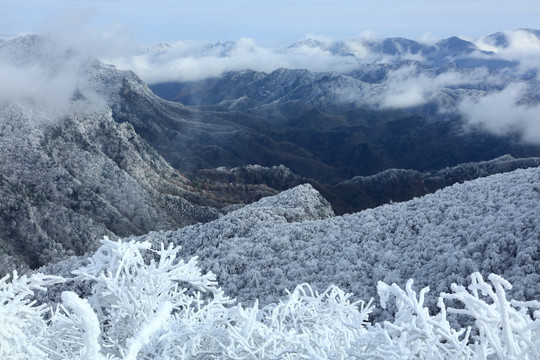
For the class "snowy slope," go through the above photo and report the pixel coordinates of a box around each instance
[132,166,540,316]
[0,36,221,274]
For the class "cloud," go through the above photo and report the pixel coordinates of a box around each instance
[0,38,90,116]
[0,55,74,110]
[38,8,135,59]
[371,65,502,109]
[474,29,540,75]
[107,37,372,83]
[458,83,540,144]
[0,9,132,116]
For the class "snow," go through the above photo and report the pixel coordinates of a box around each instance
[132,167,540,317]
[124,301,173,360]
[60,291,103,360]
[5,160,535,358]
[1,238,539,359]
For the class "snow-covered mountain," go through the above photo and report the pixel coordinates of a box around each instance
[115,165,540,319]
[146,29,540,149]
[38,162,540,330]
[146,30,540,186]
[1,31,540,358]
[2,33,539,275]
[0,36,224,274]
[132,29,540,82]
[150,66,540,183]
[149,56,540,120]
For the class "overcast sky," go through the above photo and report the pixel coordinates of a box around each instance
[2,0,540,44]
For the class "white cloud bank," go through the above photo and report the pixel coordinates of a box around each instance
[372,65,501,109]
[107,37,377,83]
[474,29,540,76]
[0,11,131,116]
[458,83,540,144]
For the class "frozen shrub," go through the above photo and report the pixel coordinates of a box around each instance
[0,271,64,359]
[1,239,539,359]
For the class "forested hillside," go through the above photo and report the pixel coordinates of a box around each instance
[132,166,540,316]
[5,165,540,359]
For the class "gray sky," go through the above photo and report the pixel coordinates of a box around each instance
[2,0,540,44]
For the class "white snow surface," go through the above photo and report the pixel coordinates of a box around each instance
[135,168,540,314]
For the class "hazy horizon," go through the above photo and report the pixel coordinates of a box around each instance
[2,0,540,45]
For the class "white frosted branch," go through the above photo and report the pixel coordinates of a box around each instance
[61,291,103,360]
[124,301,173,360]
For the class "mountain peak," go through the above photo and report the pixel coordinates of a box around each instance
[245,184,335,222]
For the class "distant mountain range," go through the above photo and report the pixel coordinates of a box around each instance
[145,29,540,190]
[138,28,540,78]
[144,65,540,182]
[1,31,540,273]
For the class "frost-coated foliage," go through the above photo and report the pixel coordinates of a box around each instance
[1,238,539,359]
[0,272,64,359]
[140,168,540,313]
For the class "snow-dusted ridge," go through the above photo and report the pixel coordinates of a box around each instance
[126,166,540,315]
[5,162,540,359]
[0,35,224,274]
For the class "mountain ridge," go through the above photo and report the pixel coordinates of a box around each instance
[139,165,540,315]
[2,32,540,275]
[39,164,540,323]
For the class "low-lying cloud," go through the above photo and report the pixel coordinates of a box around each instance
[458,83,540,144]
[474,29,540,76]
[0,10,132,116]
[0,56,77,112]
[107,37,378,83]
[362,64,505,110]
[0,38,93,116]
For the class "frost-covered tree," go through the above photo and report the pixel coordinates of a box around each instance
[1,238,539,359]
[0,272,64,359]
